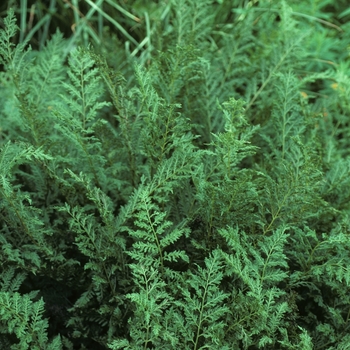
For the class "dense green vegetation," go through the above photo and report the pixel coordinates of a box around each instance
[1,0,350,349]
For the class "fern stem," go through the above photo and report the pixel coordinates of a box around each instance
[144,197,164,271]
[263,186,292,235]
[193,289,207,350]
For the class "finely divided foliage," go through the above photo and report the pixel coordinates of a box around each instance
[0,1,350,349]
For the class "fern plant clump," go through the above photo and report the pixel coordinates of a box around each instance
[1,1,350,349]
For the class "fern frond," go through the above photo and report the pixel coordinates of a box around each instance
[169,0,215,46]
[126,186,189,271]
[0,141,59,271]
[256,136,330,233]
[62,169,127,275]
[192,98,260,239]
[174,249,229,349]
[53,46,110,188]
[0,291,62,350]
[0,268,26,293]
[268,71,304,160]
[220,226,291,347]
[0,9,18,63]
[125,264,172,348]
[28,31,67,113]
[0,8,31,75]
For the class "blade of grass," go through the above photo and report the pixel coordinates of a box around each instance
[104,0,141,23]
[20,0,27,43]
[24,14,51,44]
[64,0,104,53]
[40,0,57,49]
[130,11,151,59]
[84,0,139,47]
[71,0,81,27]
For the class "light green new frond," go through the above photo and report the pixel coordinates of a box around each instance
[170,0,215,45]
[257,226,290,286]
[126,187,189,270]
[149,149,199,204]
[135,64,196,173]
[62,169,128,277]
[68,288,95,312]
[65,169,115,227]
[67,79,106,128]
[0,10,37,153]
[174,249,229,349]
[193,98,260,235]
[124,264,172,348]
[29,31,67,111]
[219,226,291,347]
[47,336,63,350]
[219,226,268,292]
[52,47,110,188]
[270,71,304,160]
[56,46,110,131]
[0,9,31,75]
[56,188,127,303]
[258,137,328,233]
[322,157,350,212]
[0,141,53,195]
[57,202,103,263]
[109,259,178,348]
[257,288,289,347]
[245,3,308,115]
[0,234,25,269]
[0,141,53,198]
[278,326,313,350]
[0,15,67,149]
[297,229,350,287]
[211,98,258,170]
[108,338,132,350]
[0,9,18,65]
[115,181,146,232]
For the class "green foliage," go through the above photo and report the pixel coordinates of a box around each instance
[0,268,62,349]
[1,1,350,349]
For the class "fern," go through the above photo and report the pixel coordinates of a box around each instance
[173,249,230,349]
[261,71,305,160]
[193,98,260,240]
[126,183,190,272]
[52,46,110,190]
[288,226,350,348]
[0,270,62,350]
[109,249,229,349]
[0,141,63,271]
[54,171,128,345]
[1,1,350,348]
[0,9,30,78]
[108,264,173,349]
[219,225,292,348]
